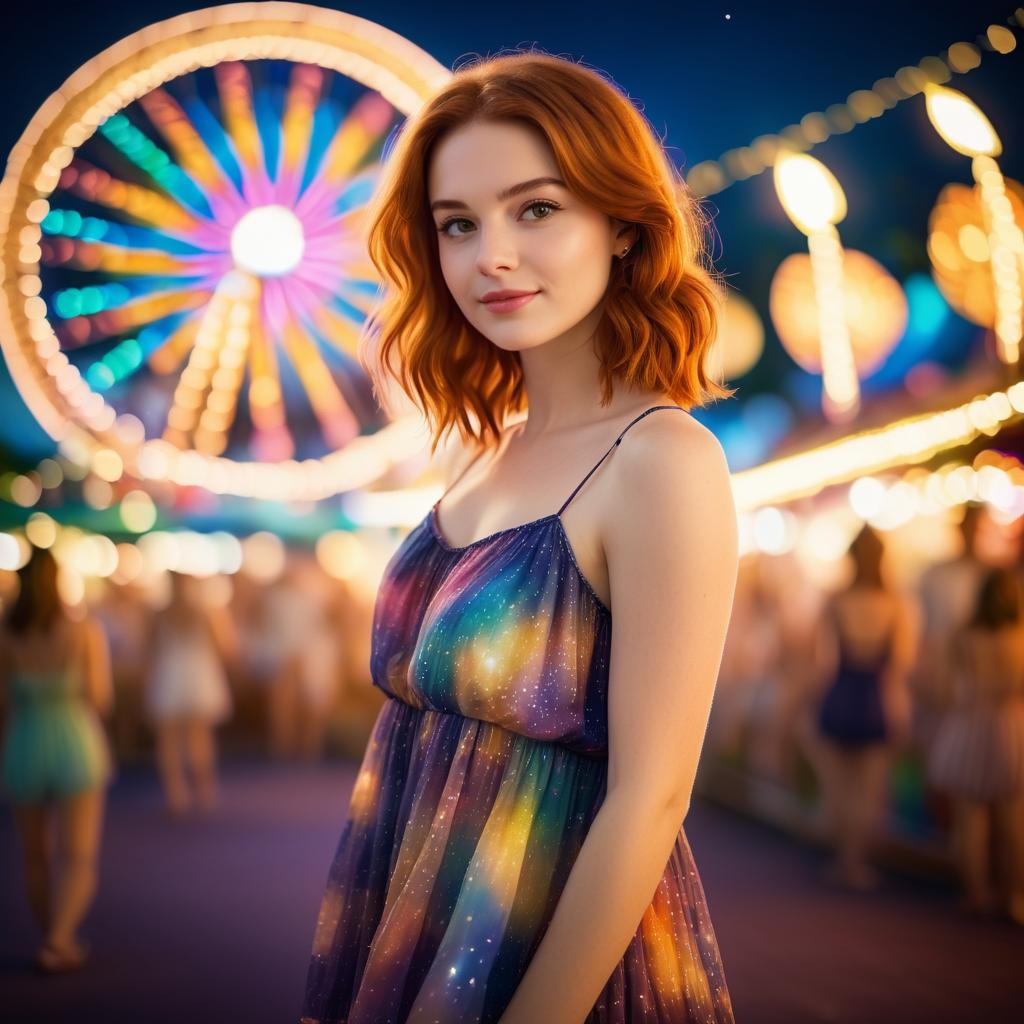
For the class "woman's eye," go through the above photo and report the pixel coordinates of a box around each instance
[437,217,473,237]
[522,200,559,221]
[436,200,560,237]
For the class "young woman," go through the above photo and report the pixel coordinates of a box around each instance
[811,525,916,890]
[927,565,1024,923]
[300,51,739,1023]
[0,545,113,972]
[144,571,236,815]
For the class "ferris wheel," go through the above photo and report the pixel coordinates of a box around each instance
[0,3,451,500]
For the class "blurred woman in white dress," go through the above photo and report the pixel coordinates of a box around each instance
[145,571,237,815]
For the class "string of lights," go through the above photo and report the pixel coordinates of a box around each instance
[686,11,1023,198]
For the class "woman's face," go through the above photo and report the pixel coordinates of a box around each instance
[427,118,630,354]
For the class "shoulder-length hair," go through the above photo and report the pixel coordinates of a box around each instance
[5,545,64,635]
[848,523,885,590]
[968,566,1019,630]
[359,50,735,454]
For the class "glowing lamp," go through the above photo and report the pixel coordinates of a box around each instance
[924,84,1001,159]
[773,153,847,235]
[230,205,305,277]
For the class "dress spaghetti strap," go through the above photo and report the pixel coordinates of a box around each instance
[557,404,686,516]
[436,405,687,518]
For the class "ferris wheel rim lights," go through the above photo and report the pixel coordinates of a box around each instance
[0,2,452,501]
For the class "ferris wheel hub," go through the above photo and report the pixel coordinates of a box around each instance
[230,204,305,278]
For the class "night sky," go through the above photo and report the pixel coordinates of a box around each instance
[1,0,1021,465]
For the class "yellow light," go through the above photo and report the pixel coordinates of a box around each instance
[25,512,58,548]
[112,542,144,584]
[707,291,765,381]
[82,476,113,509]
[38,458,64,488]
[10,474,42,507]
[240,531,286,582]
[92,448,124,482]
[316,529,368,581]
[769,249,909,375]
[0,531,27,570]
[924,84,1001,158]
[120,489,158,532]
[773,153,847,234]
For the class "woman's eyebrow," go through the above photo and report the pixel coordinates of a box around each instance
[429,176,566,213]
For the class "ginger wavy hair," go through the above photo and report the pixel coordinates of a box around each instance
[358,50,734,454]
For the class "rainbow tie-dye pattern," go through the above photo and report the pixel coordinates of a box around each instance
[300,406,735,1023]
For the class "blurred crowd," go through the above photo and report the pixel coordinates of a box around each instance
[0,545,370,970]
[2,501,1024,972]
[710,501,1024,922]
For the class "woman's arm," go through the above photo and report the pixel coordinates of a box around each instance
[208,604,242,678]
[81,615,114,720]
[882,594,919,742]
[498,417,739,1024]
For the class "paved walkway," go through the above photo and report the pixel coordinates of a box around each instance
[1,758,1022,1023]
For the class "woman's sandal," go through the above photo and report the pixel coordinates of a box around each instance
[33,939,91,973]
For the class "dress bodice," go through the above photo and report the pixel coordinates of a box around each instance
[369,405,687,758]
[8,658,85,707]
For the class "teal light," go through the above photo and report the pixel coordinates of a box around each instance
[62,210,82,236]
[79,217,108,241]
[41,210,64,234]
[86,363,115,391]
[79,286,104,315]
[52,282,133,319]
[54,290,83,319]
[87,337,145,392]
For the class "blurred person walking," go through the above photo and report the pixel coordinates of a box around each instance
[926,566,1024,923]
[249,556,340,761]
[144,571,236,815]
[0,546,113,972]
[913,503,987,753]
[811,525,917,889]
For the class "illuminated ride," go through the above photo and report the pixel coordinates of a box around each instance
[0,3,451,501]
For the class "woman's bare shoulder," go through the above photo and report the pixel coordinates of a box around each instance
[600,409,733,562]
[604,408,725,505]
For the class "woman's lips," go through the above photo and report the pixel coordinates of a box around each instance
[481,291,539,313]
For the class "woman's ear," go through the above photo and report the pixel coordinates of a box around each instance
[611,219,638,256]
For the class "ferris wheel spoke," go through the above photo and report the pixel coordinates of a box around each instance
[288,259,346,297]
[299,171,380,233]
[308,302,364,358]
[281,317,358,451]
[333,170,380,217]
[52,276,204,323]
[320,91,395,186]
[215,62,275,208]
[137,88,250,224]
[275,64,326,209]
[56,288,212,349]
[43,237,196,279]
[284,273,367,358]
[161,272,256,451]
[293,147,382,226]
[41,207,213,259]
[146,313,203,376]
[247,309,294,462]
[97,113,214,220]
[61,157,200,235]
[332,281,379,320]
[273,282,357,450]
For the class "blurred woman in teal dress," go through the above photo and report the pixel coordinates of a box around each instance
[0,545,114,972]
